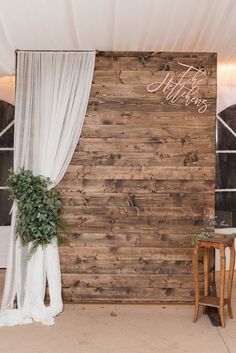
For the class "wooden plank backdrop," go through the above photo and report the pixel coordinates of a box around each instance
[58,51,217,303]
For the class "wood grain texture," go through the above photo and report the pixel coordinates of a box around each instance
[58,51,217,303]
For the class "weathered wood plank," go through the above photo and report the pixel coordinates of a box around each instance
[95,51,217,72]
[118,71,216,86]
[62,209,207,224]
[84,111,215,126]
[61,191,214,207]
[70,151,214,167]
[61,273,202,289]
[65,165,215,180]
[96,51,216,59]
[63,225,211,237]
[59,246,194,261]
[62,287,196,302]
[93,67,216,86]
[81,125,215,139]
[62,206,205,218]
[59,179,214,194]
[62,218,206,230]
[76,137,215,153]
[60,229,205,248]
[90,83,216,99]
[60,258,203,275]
[87,97,216,114]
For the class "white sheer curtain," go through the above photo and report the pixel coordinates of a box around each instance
[0,50,95,326]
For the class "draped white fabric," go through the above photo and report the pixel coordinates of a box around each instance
[0,51,95,326]
[0,0,236,77]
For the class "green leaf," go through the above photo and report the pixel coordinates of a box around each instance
[6,168,68,260]
[191,232,211,245]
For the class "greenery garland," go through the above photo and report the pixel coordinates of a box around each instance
[191,231,236,245]
[7,169,66,257]
[191,232,211,245]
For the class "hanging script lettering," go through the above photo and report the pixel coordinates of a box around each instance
[147,61,208,114]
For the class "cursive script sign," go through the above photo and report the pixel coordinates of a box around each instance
[147,61,208,113]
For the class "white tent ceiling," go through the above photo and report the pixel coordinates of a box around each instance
[0,0,236,77]
[1,0,236,110]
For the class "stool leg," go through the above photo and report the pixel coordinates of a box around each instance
[219,245,226,328]
[193,244,199,322]
[203,248,209,314]
[227,240,235,319]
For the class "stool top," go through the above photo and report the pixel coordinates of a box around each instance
[197,234,235,248]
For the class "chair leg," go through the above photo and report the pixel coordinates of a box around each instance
[219,245,226,328]
[193,303,200,323]
[203,248,209,314]
[193,244,199,323]
[227,240,235,319]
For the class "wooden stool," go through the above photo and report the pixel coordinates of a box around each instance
[193,236,235,327]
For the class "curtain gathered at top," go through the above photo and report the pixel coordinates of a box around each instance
[0,50,95,326]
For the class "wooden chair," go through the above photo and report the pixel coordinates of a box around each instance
[193,235,235,327]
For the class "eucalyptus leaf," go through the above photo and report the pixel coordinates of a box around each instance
[7,168,67,258]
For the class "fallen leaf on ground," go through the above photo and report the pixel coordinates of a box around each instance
[110,311,118,317]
